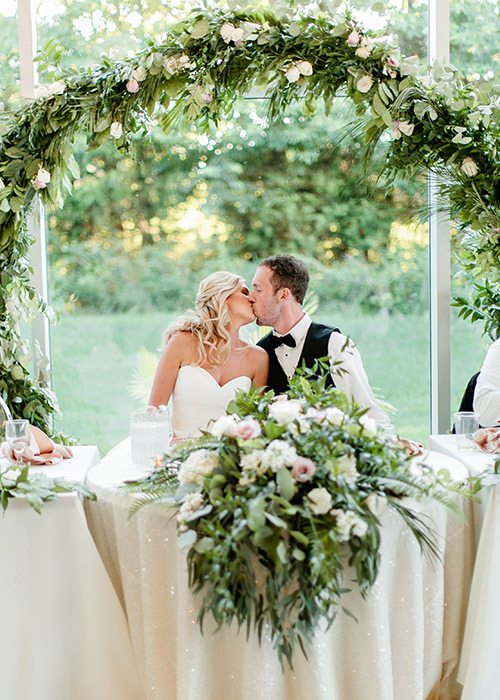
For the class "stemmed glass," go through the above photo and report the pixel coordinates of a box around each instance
[5,419,30,465]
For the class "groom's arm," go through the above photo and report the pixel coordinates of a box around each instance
[327,332,388,424]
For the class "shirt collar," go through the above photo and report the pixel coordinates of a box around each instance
[275,313,311,344]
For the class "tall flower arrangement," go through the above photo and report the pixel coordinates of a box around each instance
[129,367,472,666]
[0,7,498,428]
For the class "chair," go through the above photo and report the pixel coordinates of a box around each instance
[451,372,480,433]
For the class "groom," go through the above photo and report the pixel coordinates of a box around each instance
[249,254,388,424]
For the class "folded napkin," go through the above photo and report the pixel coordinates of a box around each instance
[1,425,73,465]
[474,426,500,454]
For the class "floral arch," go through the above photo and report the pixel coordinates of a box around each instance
[0,7,498,432]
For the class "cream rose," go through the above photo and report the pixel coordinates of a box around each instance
[307,487,332,515]
[178,449,219,485]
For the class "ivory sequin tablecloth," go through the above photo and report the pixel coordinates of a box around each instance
[0,446,143,700]
[85,439,475,700]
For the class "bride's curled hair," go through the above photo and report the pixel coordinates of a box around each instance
[164,271,245,366]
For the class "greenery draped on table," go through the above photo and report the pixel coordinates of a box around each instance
[0,6,498,431]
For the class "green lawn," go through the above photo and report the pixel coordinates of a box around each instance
[51,307,487,454]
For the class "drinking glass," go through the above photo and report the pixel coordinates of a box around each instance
[453,411,480,449]
[5,419,30,464]
[130,405,171,473]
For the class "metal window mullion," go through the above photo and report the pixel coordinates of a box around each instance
[428,0,451,434]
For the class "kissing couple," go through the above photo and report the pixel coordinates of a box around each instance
[150,254,388,440]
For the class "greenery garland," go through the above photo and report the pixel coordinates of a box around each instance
[0,7,498,429]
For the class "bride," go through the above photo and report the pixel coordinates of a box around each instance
[149,271,269,438]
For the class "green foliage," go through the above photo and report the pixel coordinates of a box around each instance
[127,366,475,667]
[0,463,95,514]
[0,5,498,430]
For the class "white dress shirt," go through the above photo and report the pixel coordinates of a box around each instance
[273,314,388,424]
[474,339,500,427]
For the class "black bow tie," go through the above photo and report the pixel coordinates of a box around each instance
[268,333,296,350]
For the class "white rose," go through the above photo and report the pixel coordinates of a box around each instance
[285,64,301,83]
[177,491,204,522]
[359,415,377,436]
[220,22,243,44]
[305,407,326,422]
[178,449,219,485]
[261,440,298,472]
[208,414,239,438]
[240,450,265,474]
[355,39,372,59]
[356,75,373,93]
[308,487,332,515]
[365,493,387,517]
[461,157,479,177]
[110,121,123,139]
[336,453,359,482]
[296,60,313,76]
[325,407,346,426]
[331,509,367,540]
[32,168,51,190]
[132,66,147,82]
[268,398,303,426]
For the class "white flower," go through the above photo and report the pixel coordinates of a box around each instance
[178,449,219,485]
[305,407,326,422]
[296,60,313,76]
[131,66,147,82]
[307,487,332,515]
[177,491,204,523]
[32,168,51,190]
[0,178,5,190]
[285,64,301,83]
[241,450,268,476]
[126,78,140,93]
[325,407,346,426]
[356,75,373,93]
[347,31,360,47]
[355,38,373,59]
[365,493,387,517]
[208,414,239,438]
[391,120,415,139]
[336,453,359,482]
[359,415,377,436]
[461,157,479,177]
[110,121,123,139]
[220,22,244,44]
[331,509,368,541]
[261,440,297,472]
[269,398,303,426]
[285,60,313,83]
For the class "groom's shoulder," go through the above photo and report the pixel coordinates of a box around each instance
[257,331,274,349]
[308,321,341,340]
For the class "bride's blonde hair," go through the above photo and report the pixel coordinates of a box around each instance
[165,271,246,366]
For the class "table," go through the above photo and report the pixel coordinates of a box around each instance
[0,446,144,700]
[85,439,475,700]
[429,435,500,700]
[429,434,495,546]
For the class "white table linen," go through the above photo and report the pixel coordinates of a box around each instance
[429,435,500,700]
[0,446,144,700]
[85,439,474,700]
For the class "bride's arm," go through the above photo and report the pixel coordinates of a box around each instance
[149,333,189,407]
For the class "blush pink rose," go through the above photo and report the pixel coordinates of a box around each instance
[126,79,140,93]
[291,457,316,483]
[237,418,261,440]
[347,30,360,47]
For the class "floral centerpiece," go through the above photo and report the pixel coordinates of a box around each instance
[129,365,473,667]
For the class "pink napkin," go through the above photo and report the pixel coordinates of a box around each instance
[1,425,73,465]
[474,427,500,454]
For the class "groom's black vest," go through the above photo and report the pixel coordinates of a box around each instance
[258,322,340,394]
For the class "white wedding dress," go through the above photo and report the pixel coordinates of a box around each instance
[171,365,251,438]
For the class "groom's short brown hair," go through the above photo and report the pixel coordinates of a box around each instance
[260,255,309,304]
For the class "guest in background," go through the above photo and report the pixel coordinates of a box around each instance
[474,338,500,427]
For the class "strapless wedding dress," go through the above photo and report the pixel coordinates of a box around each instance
[171,365,251,438]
